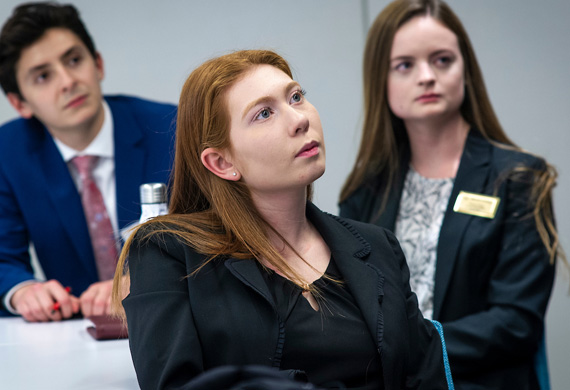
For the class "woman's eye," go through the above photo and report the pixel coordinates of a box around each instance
[290,89,306,104]
[395,62,412,71]
[435,56,453,67]
[255,108,272,120]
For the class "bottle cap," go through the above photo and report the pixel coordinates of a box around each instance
[140,183,167,204]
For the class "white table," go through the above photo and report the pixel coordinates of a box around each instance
[0,317,139,390]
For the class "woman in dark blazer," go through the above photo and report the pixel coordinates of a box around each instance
[339,1,561,390]
[112,50,451,390]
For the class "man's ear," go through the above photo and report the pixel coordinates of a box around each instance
[7,92,33,119]
[201,148,241,181]
[95,51,104,81]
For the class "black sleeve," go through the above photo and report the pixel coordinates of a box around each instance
[384,229,452,389]
[123,232,204,390]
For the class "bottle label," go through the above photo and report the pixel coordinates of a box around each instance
[140,203,168,223]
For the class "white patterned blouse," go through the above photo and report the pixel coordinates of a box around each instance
[394,167,454,320]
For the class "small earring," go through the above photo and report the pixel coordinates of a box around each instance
[232,172,237,177]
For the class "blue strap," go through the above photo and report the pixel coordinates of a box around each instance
[534,332,551,390]
[430,320,455,390]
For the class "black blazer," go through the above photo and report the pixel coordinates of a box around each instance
[339,130,555,390]
[123,203,448,389]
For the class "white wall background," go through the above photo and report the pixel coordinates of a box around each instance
[0,1,568,388]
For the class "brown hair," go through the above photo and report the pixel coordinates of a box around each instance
[112,50,314,314]
[340,0,562,264]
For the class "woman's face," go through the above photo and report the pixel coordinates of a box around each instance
[387,16,465,124]
[225,64,325,196]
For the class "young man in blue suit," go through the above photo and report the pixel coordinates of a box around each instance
[0,3,177,321]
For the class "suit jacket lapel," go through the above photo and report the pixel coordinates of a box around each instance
[333,247,384,351]
[374,164,409,231]
[223,204,384,351]
[225,259,276,307]
[35,122,97,275]
[307,204,384,350]
[367,145,411,230]
[433,130,492,318]
[108,98,145,230]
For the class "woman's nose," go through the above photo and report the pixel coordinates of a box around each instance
[289,108,309,136]
[417,62,436,86]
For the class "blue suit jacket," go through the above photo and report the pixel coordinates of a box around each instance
[0,95,177,313]
[339,129,555,390]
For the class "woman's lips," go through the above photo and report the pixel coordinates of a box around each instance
[416,93,441,103]
[296,141,319,157]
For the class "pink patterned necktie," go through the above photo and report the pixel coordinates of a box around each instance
[72,155,118,280]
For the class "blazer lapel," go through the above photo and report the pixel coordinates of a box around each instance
[224,204,385,352]
[368,145,411,231]
[373,164,409,231]
[334,250,384,351]
[35,123,97,275]
[109,98,145,230]
[307,204,384,350]
[433,130,493,318]
[225,258,276,307]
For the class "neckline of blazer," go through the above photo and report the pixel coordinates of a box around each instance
[373,128,493,318]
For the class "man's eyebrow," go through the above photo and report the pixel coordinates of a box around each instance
[25,63,50,78]
[25,45,83,79]
[241,81,300,121]
[60,45,83,60]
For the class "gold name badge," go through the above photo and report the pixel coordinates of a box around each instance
[453,191,500,219]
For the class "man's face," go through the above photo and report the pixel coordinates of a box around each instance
[8,27,104,136]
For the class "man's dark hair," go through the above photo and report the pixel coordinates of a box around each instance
[0,2,97,97]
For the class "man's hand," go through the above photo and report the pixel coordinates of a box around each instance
[79,280,113,317]
[11,280,79,322]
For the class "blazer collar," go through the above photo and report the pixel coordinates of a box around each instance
[224,202,373,303]
[307,203,384,350]
[225,202,384,349]
[306,202,371,261]
[34,120,98,276]
[369,129,493,319]
[371,143,411,230]
[106,97,145,229]
[433,128,493,318]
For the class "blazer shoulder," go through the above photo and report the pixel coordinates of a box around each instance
[0,116,41,142]
[0,117,48,162]
[0,116,25,133]
[105,94,176,110]
[130,221,208,268]
[338,173,385,222]
[105,94,177,125]
[489,141,547,172]
[330,212,396,250]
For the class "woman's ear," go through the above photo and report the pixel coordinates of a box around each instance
[201,148,240,181]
